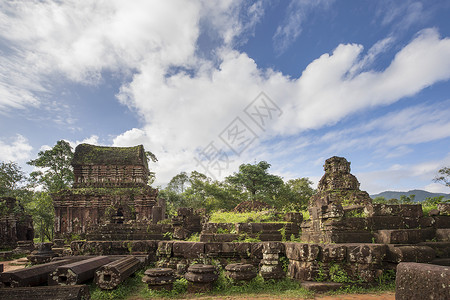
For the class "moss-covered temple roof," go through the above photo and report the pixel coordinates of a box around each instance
[72,144,148,169]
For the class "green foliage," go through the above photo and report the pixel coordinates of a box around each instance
[211,271,313,298]
[225,161,284,203]
[0,161,26,197]
[329,263,352,283]
[185,232,200,242]
[233,233,261,242]
[26,192,55,242]
[434,167,450,187]
[27,140,74,193]
[209,211,284,223]
[373,196,387,204]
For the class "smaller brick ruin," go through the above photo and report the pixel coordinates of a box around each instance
[52,144,160,239]
[0,197,34,249]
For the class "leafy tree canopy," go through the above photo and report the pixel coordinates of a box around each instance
[225,161,284,202]
[434,167,450,188]
[0,161,26,197]
[27,140,74,193]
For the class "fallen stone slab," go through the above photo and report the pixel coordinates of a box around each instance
[396,262,450,300]
[95,256,141,290]
[301,281,343,292]
[49,256,111,285]
[1,259,75,288]
[0,285,90,300]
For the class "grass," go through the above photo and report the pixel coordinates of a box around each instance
[209,211,286,223]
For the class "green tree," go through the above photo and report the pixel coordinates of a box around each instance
[168,172,190,193]
[27,140,74,193]
[434,167,450,188]
[0,161,26,197]
[225,161,284,203]
[145,151,158,185]
[276,178,315,211]
[399,194,415,204]
[27,192,54,242]
[373,196,387,204]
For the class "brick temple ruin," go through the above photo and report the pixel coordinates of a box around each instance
[0,197,34,249]
[52,144,162,239]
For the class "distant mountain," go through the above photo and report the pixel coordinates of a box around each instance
[370,189,450,203]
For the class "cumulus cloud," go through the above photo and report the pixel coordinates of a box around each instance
[0,135,33,162]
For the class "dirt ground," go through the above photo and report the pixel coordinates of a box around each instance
[1,258,28,272]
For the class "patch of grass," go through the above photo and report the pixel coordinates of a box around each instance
[422,204,438,216]
[209,211,285,223]
[211,272,314,298]
[185,233,200,242]
[300,210,310,221]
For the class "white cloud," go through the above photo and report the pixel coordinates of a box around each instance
[0,135,33,162]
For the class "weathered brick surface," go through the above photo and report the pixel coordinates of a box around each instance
[284,243,320,261]
[346,244,386,264]
[319,244,347,262]
[396,262,450,300]
[173,242,205,259]
[418,242,450,258]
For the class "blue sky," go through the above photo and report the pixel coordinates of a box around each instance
[1,0,450,194]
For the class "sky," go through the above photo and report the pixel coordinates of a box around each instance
[1,0,450,194]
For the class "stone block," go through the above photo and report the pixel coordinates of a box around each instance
[284,243,320,261]
[287,260,320,281]
[0,285,90,300]
[322,218,368,231]
[375,228,435,244]
[418,242,450,258]
[301,281,343,292]
[173,242,205,259]
[434,216,450,228]
[157,241,174,257]
[177,208,193,217]
[346,244,386,264]
[396,262,450,300]
[436,228,450,241]
[367,216,419,230]
[437,203,450,216]
[323,230,374,243]
[250,242,263,259]
[285,212,303,223]
[365,204,423,218]
[385,245,436,263]
[262,242,285,254]
[221,242,251,258]
[203,242,222,257]
[319,244,347,262]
